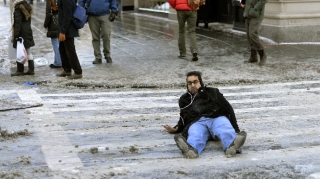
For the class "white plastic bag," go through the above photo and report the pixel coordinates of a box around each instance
[16,37,28,64]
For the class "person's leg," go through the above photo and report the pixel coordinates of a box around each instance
[186,11,198,55]
[187,117,211,154]
[177,11,187,57]
[207,116,236,151]
[26,48,33,60]
[248,18,264,51]
[245,18,253,50]
[99,14,112,62]
[63,38,82,75]
[58,40,72,73]
[25,48,34,75]
[88,15,102,62]
[249,18,267,66]
[51,37,62,66]
[208,116,246,157]
[245,18,258,63]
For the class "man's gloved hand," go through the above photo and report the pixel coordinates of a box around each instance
[109,11,116,22]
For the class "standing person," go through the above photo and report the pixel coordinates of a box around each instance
[167,0,202,61]
[56,0,82,79]
[4,0,6,6]
[44,0,62,68]
[163,71,247,158]
[78,0,117,64]
[241,0,268,66]
[11,0,35,76]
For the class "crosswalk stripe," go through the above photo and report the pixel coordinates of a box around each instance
[17,89,84,171]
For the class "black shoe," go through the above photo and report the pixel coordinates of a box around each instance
[106,57,112,63]
[192,53,198,61]
[50,64,62,68]
[92,59,102,64]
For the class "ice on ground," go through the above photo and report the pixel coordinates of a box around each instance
[34,58,48,67]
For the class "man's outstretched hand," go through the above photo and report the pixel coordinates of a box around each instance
[163,124,178,133]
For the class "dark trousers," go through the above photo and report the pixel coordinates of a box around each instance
[245,18,264,51]
[59,38,82,74]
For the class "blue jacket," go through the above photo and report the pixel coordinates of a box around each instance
[78,0,117,16]
[57,0,79,37]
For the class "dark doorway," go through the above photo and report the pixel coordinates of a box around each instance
[197,0,234,28]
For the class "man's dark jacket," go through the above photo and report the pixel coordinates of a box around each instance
[57,0,79,38]
[175,87,240,138]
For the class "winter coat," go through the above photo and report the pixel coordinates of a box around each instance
[242,0,267,20]
[78,0,117,16]
[175,87,240,139]
[12,0,35,49]
[57,0,79,38]
[44,0,59,38]
[168,0,193,11]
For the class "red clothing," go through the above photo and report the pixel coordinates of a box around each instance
[168,0,193,10]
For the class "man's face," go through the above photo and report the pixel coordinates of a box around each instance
[187,75,201,94]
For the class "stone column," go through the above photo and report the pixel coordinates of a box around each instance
[261,0,320,43]
[134,0,139,11]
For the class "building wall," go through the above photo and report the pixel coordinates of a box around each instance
[262,0,320,42]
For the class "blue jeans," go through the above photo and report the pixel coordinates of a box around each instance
[51,38,62,66]
[187,116,236,155]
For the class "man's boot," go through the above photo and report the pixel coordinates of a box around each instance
[257,49,267,66]
[225,131,247,158]
[192,53,198,61]
[248,49,258,63]
[11,62,24,76]
[174,134,198,158]
[25,60,35,75]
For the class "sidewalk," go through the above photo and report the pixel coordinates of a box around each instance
[1,2,320,90]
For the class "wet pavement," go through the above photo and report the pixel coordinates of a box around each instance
[1,1,320,89]
[2,81,320,178]
[1,1,320,179]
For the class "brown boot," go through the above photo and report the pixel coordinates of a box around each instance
[248,49,258,63]
[257,50,267,66]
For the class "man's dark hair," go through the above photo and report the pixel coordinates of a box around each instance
[186,71,204,87]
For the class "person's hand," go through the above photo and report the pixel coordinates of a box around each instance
[15,37,22,43]
[240,4,245,8]
[59,33,66,42]
[163,124,178,133]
